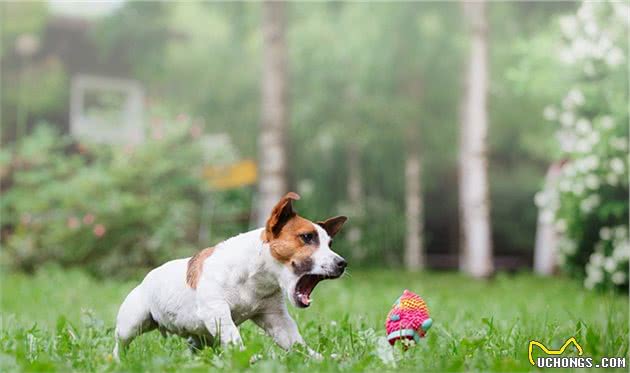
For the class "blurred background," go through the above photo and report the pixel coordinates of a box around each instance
[1,1,627,290]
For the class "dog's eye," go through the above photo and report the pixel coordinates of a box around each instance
[300,233,315,244]
[329,239,333,248]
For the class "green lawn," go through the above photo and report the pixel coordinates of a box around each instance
[1,268,628,372]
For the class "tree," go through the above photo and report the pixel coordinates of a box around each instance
[257,0,289,227]
[458,0,493,277]
[404,109,425,270]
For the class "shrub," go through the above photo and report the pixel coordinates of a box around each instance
[536,1,629,290]
[1,122,206,278]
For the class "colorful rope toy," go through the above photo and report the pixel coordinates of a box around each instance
[385,289,432,345]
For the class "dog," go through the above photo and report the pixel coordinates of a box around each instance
[113,192,347,360]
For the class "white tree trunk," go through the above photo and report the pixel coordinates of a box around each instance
[458,0,493,278]
[534,163,562,275]
[405,147,425,270]
[346,142,365,259]
[257,0,289,227]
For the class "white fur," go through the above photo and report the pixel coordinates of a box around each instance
[113,224,343,360]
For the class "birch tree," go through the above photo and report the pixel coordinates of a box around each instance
[257,0,289,227]
[404,123,425,270]
[458,0,494,277]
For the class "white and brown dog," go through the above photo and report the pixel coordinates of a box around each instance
[113,192,347,359]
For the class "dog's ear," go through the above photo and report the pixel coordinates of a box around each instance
[265,192,301,238]
[317,216,348,238]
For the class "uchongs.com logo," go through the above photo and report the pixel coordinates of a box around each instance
[528,337,627,369]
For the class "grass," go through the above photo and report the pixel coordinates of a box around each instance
[1,267,628,372]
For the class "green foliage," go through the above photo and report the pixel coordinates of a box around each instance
[537,1,629,291]
[1,268,628,371]
[0,123,206,277]
[1,1,606,271]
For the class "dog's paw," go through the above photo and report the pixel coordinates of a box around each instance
[308,348,323,360]
[220,330,244,350]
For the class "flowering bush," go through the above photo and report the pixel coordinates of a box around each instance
[1,120,207,278]
[536,1,629,290]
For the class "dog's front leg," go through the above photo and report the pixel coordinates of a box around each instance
[196,296,242,348]
[252,306,322,359]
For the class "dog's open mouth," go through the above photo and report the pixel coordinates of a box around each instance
[294,274,337,308]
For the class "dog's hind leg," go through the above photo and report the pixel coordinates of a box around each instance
[113,285,156,361]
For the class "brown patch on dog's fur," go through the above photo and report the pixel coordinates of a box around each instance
[264,192,301,239]
[263,192,321,273]
[268,215,318,263]
[186,247,215,289]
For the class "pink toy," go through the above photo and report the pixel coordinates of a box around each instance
[385,289,432,345]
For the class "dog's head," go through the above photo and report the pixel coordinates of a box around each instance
[262,192,348,308]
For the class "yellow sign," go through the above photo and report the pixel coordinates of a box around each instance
[203,160,257,190]
[528,337,584,366]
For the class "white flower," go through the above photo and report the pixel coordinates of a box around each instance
[559,16,578,37]
[604,258,617,273]
[613,3,630,23]
[606,173,619,186]
[596,35,612,53]
[600,227,612,240]
[555,219,567,233]
[613,239,630,260]
[569,89,585,105]
[589,252,602,266]
[571,38,591,60]
[587,131,600,146]
[610,158,625,174]
[584,20,598,37]
[583,155,599,170]
[559,179,572,192]
[575,159,589,173]
[543,106,558,121]
[605,47,624,66]
[584,277,595,289]
[579,194,600,213]
[572,182,585,195]
[614,226,627,240]
[577,2,594,22]
[564,89,585,108]
[588,267,603,283]
[612,271,626,285]
[558,130,576,152]
[575,118,591,134]
[600,116,614,130]
[560,48,576,64]
[585,174,600,189]
[563,164,576,177]
[575,139,591,153]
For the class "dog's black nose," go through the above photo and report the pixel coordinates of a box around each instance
[335,258,347,270]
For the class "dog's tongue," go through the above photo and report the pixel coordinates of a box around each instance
[299,293,311,306]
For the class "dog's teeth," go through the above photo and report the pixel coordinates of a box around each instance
[299,293,310,305]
